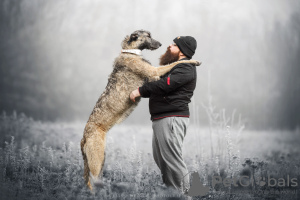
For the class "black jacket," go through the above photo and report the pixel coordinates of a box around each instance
[139,58,197,120]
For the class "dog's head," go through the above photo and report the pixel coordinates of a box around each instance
[122,30,162,50]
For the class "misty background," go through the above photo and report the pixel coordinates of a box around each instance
[0,0,299,130]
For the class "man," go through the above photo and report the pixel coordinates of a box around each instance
[130,36,198,193]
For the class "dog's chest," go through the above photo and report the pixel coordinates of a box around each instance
[110,64,145,89]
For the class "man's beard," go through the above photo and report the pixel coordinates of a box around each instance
[159,47,180,66]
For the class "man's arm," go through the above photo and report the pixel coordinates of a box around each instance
[130,63,195,102]
[140,64,195,95]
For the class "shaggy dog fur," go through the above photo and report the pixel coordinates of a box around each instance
[80,30,201,190]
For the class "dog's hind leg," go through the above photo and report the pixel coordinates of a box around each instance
[81,138,93,190]
[81,124,106,191]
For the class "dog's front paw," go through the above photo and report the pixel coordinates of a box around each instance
[191,60,202,66]
[149,76,160,82]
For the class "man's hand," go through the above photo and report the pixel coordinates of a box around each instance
[130,89,141,102]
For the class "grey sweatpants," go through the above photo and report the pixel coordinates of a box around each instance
[152,117,190,192]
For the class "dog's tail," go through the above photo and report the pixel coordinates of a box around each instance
[81,123,106,191]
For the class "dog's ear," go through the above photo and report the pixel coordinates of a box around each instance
[128,33,139,44]
[130,33,139,40]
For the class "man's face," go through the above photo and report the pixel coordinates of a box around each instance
[169,43,181,54]
[159,43,181,66]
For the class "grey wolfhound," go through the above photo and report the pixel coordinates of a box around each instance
[80,30,201,190]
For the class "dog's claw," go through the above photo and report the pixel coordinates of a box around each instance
[189,60,201,66]
[195,61,202,66]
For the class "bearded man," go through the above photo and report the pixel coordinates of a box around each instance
[130,36,198,194]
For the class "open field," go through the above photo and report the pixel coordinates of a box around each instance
[0,112,299,199]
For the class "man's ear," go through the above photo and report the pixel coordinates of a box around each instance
[179,51,185,57]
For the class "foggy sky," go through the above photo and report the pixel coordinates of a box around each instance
[0,0,299,129]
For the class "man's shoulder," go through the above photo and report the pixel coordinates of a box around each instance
[175,58,195,67]
[172,62,195,72]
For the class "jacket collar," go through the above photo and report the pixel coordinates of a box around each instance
[179,57,190,61]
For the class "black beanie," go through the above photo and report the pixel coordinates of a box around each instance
[173,36,197,58]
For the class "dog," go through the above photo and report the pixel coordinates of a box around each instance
[80,30,201,190]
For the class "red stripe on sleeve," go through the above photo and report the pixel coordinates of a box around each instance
[167,77,170,85]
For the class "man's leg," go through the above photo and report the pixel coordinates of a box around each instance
[152,117,190,192]
[152,132,168,184]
